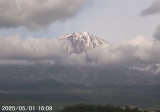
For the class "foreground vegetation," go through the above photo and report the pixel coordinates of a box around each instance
[62,104,160,112]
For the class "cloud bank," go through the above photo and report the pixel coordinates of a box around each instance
[87,36,154,65]
[140,0,160,16]
[0,35,87,65]
[1,35,160,66]
[0,0,87,30]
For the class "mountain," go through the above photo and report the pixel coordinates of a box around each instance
[58,32,109,54]
[49,32,160,85]
[0,32,159,85]
[0,33,160,108]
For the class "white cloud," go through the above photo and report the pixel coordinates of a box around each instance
[129,64,160,74]
[0,35,87,65]
[0,0,87,30]
[0,35,63,59]
[1,35,160,66]
[87,36,160,65]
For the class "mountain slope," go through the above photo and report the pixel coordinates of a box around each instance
[58,32,109,54]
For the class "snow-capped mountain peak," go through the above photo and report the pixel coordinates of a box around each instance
[58,32,109,54]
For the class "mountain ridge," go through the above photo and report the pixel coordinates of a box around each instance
[58,32,109,54]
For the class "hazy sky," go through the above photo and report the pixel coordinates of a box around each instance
[0,0,160,43]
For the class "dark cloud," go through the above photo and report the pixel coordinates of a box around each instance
[154,25,160,40]
[140,0,160,16]
[0,0,87,30]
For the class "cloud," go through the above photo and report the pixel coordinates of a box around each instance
[87,36,160,65]
[153,25,160,40]
[1,35,160,66]
[140,0,160,16]
[0,35,87,65]
[0,35,63,60]
[0,0,87,30]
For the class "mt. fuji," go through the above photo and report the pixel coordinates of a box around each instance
[58,32,109,54]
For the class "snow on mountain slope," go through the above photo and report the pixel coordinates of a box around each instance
[58,32,109,54]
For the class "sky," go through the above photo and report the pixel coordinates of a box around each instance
[0,0,160,66]
[0,0,160,43]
